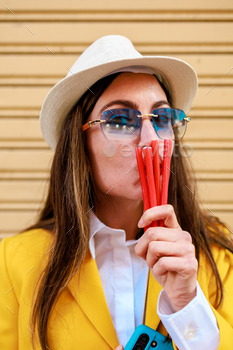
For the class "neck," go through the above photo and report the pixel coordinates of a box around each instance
[94,192,143,241]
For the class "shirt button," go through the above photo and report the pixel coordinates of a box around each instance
[186,329,197,340]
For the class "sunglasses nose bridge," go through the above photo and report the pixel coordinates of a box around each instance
[137,114,158,134]
[143,113,157,117]
[139,115,160,143]
[138,113,158,120]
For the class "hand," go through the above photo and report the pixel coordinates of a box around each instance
[115,345,124,350]
[135,205,198,311]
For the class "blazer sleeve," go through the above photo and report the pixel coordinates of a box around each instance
[206,243,233,349]
[0,238,19,349]
[158,235,233,350]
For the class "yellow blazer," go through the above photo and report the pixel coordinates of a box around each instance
[0,228,233,349]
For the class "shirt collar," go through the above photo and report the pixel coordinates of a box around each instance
[89,210,138,260]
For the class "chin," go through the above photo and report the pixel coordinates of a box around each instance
[127,187,143,202]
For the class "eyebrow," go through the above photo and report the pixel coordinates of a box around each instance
[98,99,171,116]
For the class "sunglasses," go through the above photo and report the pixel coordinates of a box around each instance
[82,108,190,142]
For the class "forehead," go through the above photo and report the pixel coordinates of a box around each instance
[96,72,168,106]
[87,72,169,122]
[105,72,164,93]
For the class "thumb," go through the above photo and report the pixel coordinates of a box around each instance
[115,345,124,350]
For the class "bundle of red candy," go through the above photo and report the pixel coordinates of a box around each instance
[136,139,172,230]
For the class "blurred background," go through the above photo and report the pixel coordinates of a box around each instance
[1,0,233,238]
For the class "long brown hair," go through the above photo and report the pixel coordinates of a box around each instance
[28,73,233,349]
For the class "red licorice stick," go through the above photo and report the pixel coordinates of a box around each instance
[151,140,160,207]
[136,147,150,211]
[144,147,158,227]
[136,147,151,232]
[160,139,172,227]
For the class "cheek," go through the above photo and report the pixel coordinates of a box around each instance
[86,134,105,173]
[86,135,122,190]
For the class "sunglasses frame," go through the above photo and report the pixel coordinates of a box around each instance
[82,108,190,140]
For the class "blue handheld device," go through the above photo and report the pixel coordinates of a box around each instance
[125,325,174,350]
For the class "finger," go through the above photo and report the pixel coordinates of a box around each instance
[135,227,192,259]
[145,241,195,268]
[152,256,198,279]
[138,205,180,229]
[115,345,124,350]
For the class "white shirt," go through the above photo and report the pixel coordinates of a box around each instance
[89,211,220,349]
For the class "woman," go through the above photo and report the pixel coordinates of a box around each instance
[1,35,233,350]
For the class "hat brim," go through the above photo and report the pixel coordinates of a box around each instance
[40,55,198,150]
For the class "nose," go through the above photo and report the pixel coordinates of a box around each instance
[138,118,159,147]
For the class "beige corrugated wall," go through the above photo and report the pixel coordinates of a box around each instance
[1,0,233,238]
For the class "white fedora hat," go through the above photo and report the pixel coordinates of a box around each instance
[40,35,198,150]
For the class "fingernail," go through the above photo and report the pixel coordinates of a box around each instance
[138,217,144,227]
[116,345,123,350]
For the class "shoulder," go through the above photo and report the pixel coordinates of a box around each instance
[0,229,53,296]
[208,224,233,266]
[1,228,53,261]
[198,224,233,296]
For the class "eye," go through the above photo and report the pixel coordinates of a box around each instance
[102,108,140,134]
[107,113,138,132]
[109,114,131,126]
[153,114,169,127]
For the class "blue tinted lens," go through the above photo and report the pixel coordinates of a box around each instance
[101,108,141,142]
[152,108,187,140]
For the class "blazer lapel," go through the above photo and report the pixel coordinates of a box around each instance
[145,270,163,329]
[67,255,163,347]
[67,250,118,349]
